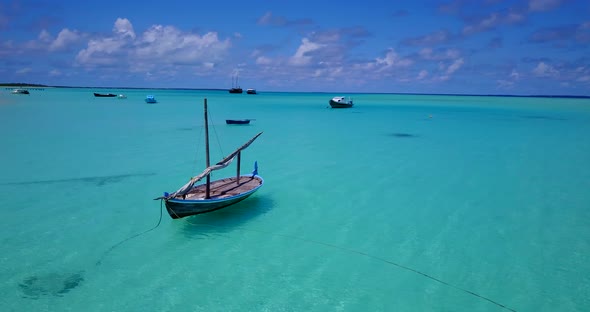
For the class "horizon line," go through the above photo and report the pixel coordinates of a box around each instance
[2,83,589,99]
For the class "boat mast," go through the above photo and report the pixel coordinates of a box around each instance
[236,151,241,184]
[204,98,211,199]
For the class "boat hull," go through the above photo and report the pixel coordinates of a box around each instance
[226,119,251,125]
[164,175,263,219]
[145,95,157,103]
[94,93,117,97]
[229,88,243,94]
[11,89,30,94]
[329,100,353,108]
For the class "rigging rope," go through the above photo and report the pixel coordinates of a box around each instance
[181,219,517,312]
[206,107,225,160]
[95,201,164,266]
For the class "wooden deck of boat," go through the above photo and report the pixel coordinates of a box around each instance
[181,176,262,200]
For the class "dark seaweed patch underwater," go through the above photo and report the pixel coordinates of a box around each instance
[19,272,84,299]
[389,133,419,138]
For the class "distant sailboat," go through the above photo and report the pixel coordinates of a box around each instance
[229,73,243,94]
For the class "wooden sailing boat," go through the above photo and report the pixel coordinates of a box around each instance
[156,98,263,219]
[229,73,243,94]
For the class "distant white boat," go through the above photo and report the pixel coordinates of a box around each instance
[117,94,127,99]
[145,95,157,103]
[329,96,353,108]
[11,89,30,95]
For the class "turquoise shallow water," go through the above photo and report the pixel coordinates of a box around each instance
[1,88,589,311]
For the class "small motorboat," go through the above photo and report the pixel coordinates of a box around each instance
[145,95,157,103]
[94,92,117,97]
[329,96,353,108]
[226,119,253,125]
[117,94,127,99]
[246,89,257,94]
[11,89,30,94]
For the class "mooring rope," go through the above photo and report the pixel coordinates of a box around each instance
[95,201,164,266]
[95,201,517,311]
[181,219,517,312]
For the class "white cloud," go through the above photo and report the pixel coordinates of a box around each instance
[419,48,432,59]
[16,67,31,74]
[417,70,428,80]
[258,12,273,25]
[405,30,451,46]
[446,58,464,74]
[419,48,461,61]
[506,12,525,23]
[289,38,324,66]
[256,56,273,65]
[50,28,81,51]
[462,11,524,36]
[49,69,62,77]
[532,62,559,77]
[497,79,515,89]
[113,18,135,39]
[376,50,396,67]
[312,66,344,80]
[375,49,413,70]
[529,0,562,12]
[463,13,499,35]
[312,68,325,78]
[497,68,521,89]
[38,30,52,42]
[135,25,229,63]
[430,58,464,82]
[76,19,231,67]
[76,37,127,65]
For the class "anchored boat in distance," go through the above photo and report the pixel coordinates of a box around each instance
[329,96,353,108]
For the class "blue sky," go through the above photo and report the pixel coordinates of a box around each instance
[1,0,589,95]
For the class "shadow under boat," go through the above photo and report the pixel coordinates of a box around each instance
[178,196,275,238]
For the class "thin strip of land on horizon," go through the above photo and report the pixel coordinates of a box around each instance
[2,83,589,99]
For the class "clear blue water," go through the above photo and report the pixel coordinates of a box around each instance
[1,88,589,311]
